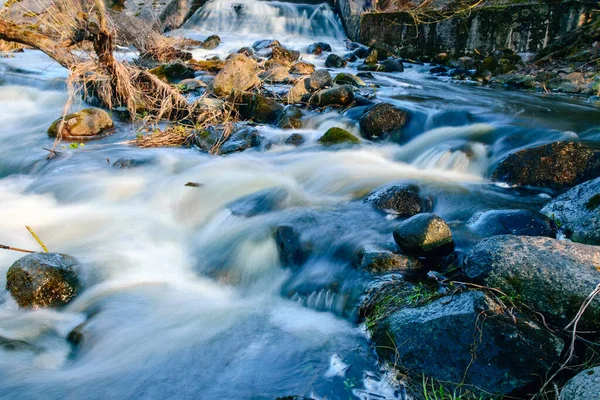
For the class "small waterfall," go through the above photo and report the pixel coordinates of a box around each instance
[185,0,346,40]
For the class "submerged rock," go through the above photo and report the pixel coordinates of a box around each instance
[276,105,303,129]
[463,235,600,330]
[285,133,305,146]
[325,54,347,68]
[370,290,563,396]
[48,108,114,141]
[275,225,305,267]
[468,209,556,238]
[542,177,600,245]
[365,184,423,217]
[213,54,260,96]
[560,367,600,400]
[6,253,81,308]
[317,127,360,146]
[310,85,355,107]
[307,42,331,55]
[359,103,407,140]
[491,141,600,191]
[393,214,454,257]
[228,188,289,217]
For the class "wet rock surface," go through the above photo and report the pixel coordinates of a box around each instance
[464,235,600,330]
[491,142,600,192]
[365,184,423,217]
[542,177,600,245]
[559,367,600,400]
[6,253,81,308]
[213,54,260,96]
[468,209,556,238]
[393,214,454,257]
[359,103,408,140]
[48,108,114,140]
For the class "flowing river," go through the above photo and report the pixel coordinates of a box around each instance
[0,1,599,399]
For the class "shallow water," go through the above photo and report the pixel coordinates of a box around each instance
[0,0,599,399]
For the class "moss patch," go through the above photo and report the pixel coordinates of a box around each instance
[586,194,600,210]
[318,127,360,146]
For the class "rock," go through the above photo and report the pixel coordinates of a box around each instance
[219,126,262,155]
[365,49,378,65]
[112,158,147,169]
[228,188,289,217]
[276,105,303,129]
[290,62,315,75]
[357,247,425,274]
[190,126,219,152]
[259,66,291,83]
[48,108,114,141]
[285,133,304,146]
[317,127,360,146]
[275,226,305,267]
[491,142,600,192]
[310,85,355,107]
[286,78,310,104]
[201,35,221,50]
[559,367,600,400]
[468,209,556,238]
[307,42,331,55]
[333,73,366,87]
[6,253,81,308]
[481,56,498,72]
[379,59,404,72]
[365,184,423,217]
[231,91,284,124]
[371,291,563,396]
[353,46,369,59]
[213,54,260,96]
[393,214,454,257]
[237,47,254,57]
[359,103,408,140]
[325,54,347,68]
[178,78,206,92]
[270,45,300,64]
[308,69,333,91]
[463,235,600,330]
[542,177,600,245]
[344,53,358,62]
[458,56,474,69]
[252,39,281,52]
[150,62,195,83]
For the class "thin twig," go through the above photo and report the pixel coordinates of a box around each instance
[0,244,36,254]
[25,225,49,252]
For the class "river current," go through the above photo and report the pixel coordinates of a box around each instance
[0,1,599,399]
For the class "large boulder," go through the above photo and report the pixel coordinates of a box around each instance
[333,73,366,87]
[310,85,355,107]
[276,105,303,129]
[317,127,359,146]
[559,367,600,400]
[365,184,423,217]
[393,214,454,257]
[491,142,600,192]
[286,78,310,104]
[307,42,331,55]
[359,103,408,140]
[290,62,316,75]
[231,91,283,124]
[213,54,260,96]
[463,235,600,330]
[48,108,114,141]
[201,35,221,50]
[468,209,556,238]
[259,66,291,83]
[307,70,333,91]
[270,45,300,64]
[370,290,564,396]
[218,126,262,155]
[542,177,600,245]
[6,253,81,308]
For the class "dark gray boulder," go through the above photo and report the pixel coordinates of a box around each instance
[463,235,600,330]
[219,126,262,155]
[276,105,303,129]
[6,253,81,308]
[310,85,355,107]
[559,367,600,400]
[468,209,556,238]
[231,91,284,124]
[491,141,600,192]
[359,103,408,140]
[325,54,347,69]
[307,70,333,91]
[542,177,600,245]
[285,133,305,146]
[393,214,454,257]
[371,291,563,396]
[365,184,423,217]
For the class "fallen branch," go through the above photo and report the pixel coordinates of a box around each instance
[0,244,36,254]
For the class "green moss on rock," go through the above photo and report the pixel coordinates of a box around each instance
[318,127,360,146]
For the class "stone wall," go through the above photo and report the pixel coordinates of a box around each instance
[334,0,597,57]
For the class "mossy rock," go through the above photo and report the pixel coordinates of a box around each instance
[317,127,360,146]
[48,108,114,141]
